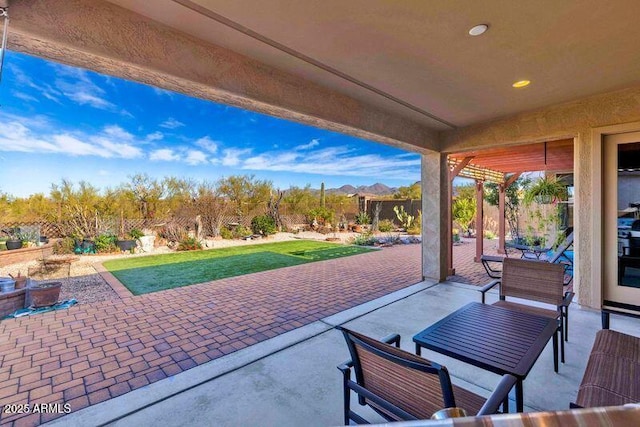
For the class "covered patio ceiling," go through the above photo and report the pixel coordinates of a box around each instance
[7,1,640,153]
[448,139,574,183]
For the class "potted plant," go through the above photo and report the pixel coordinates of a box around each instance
[116,228,143,252]
[524,176,567,205]
[2,227,23,250]
[27,281,62,307]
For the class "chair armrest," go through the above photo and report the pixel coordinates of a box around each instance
[562,291,575,308]
[337,360,353,373]
[381,333,401,347]
[477,374,518,415]
[479,280,500,303]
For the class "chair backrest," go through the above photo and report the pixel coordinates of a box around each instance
[338,327,455,420]
[501,258,564,306]
[548,230,574,263]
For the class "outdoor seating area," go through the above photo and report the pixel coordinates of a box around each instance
[39,280,638,426]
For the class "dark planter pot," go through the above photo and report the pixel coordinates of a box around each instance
[116,239,137,252]
[5,239,23,250]
[28,281,62,308]
[534,194,554,204]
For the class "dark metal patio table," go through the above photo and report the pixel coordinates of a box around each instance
[413,302,558,413]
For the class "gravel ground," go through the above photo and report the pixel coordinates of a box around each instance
[0,231,364,306]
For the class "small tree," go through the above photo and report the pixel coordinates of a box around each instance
[452,197,476,236]
[484,176,531,240]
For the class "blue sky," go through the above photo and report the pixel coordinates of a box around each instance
[0,51,421,197]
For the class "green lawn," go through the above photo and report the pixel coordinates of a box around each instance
[103,240,374,295]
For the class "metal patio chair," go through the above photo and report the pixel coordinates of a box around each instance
[336,326,517,424]
[480,257,571,371]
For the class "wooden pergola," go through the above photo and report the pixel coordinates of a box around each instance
[448,139,574,272]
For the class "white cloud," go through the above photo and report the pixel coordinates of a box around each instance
[98,170,110,176]
[150,148,180,162]
[153,87,175,97]
[159,118,184,129]
[50,65,116,110]
[294,138,320,151]
[222,148,252,166]
[195,136,218,153]
[185,150,208,165]
[241,145,420,179]
[0,113,143,159]
[120,109,135,119]
[62,89,114,109]
[9,64,62,103]
[146,131,163,142]
[13,91,39,103]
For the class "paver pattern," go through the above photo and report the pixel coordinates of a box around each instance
[448,238,503,285]
[0,245,422,426]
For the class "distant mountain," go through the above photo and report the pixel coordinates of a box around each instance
[327,183,396,196]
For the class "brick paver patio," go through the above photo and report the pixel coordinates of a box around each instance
[448,238,503,285]
[0,245,423,426]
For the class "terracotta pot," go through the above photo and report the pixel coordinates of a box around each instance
[13,276,27,289]
[28,282,62,308]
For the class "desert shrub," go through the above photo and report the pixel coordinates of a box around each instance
[378,219,395,232]
[354,211,371,225]
[53,237,76,254]
[177,237,202,251]
[233,225,251,238]
[406,210,422,235]
[159,222,188,243]
[307,207,335,225]
[251,215,276,236]
[317,225,333,235]
[352,232,376,246]
[219,227,233,240]
[127,228,144,239]
[94,234,117,253]
[484,230,497,239]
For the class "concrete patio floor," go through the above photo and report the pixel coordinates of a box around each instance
[46,280,640,427]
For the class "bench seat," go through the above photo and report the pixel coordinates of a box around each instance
[575,329,640,407]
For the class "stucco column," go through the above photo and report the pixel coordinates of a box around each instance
[422,152,449,281]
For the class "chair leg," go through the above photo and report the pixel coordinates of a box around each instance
[553,330,558,373]
[341,370,351,425]
[560,322,565,364]
[564,307,569,341]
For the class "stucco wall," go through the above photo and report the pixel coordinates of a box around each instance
[441,85,640,308]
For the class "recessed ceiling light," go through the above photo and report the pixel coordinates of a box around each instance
[512,80,531,88]
[468,24,489,36]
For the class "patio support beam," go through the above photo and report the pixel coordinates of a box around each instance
[498,172,522,254]
[422,151,449,282]
[474,180,484,262]
[448,156,474,274]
